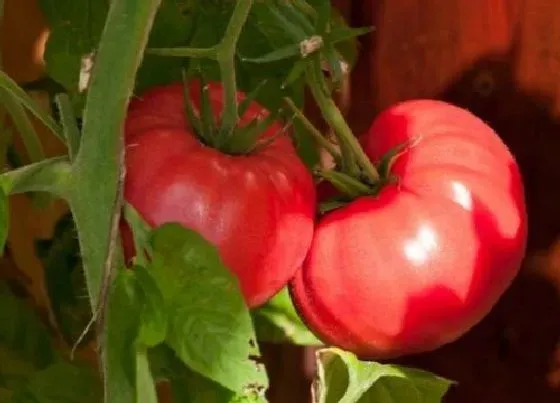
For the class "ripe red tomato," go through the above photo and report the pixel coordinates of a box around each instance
[123,82,316,308]
[291,99,528,358]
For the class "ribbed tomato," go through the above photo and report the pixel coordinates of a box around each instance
[123,82,316,308]
[291,100,528,358]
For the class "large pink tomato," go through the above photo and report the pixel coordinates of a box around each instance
[123,82,316,308]
[291,99,528,358]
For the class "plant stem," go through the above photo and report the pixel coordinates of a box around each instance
[146,46,217,59]
[72,0,161,309]
[283,96,341,164]
[216,0,254,137]
[305,55,380,183]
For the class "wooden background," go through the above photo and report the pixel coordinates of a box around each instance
[3,0,560,402]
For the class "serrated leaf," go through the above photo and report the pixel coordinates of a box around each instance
[314,348,453,403]
[252,287,322,346]
[9,360,102,403]
[0,187,7,253]
[328,26,374,46]
[148,223,268,394]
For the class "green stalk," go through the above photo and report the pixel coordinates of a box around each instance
[67,1,162,401]
[216,0,254,138]
[146,47,217,59]
[305,55,380,183]
[283,96,342,165]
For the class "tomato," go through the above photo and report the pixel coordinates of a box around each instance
[290,99,528,358]
[123,82,316,308]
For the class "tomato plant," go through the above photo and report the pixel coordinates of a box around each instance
[0,0,528,402]
[291,99,528,358]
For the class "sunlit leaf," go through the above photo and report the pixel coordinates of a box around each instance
[314,348,454,403]
[148,223,268,395]
[252,287,323,346]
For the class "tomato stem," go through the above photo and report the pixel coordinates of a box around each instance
[283,96,342,165]
[305,55,380,183]
[216,0,254,139]
[146,46,218,59]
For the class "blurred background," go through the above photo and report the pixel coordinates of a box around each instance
[2,0,560,402]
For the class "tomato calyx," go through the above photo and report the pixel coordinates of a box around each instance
[180,74,288,156]
[317,140,411,213]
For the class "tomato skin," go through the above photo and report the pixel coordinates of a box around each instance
[291,100,528,358]
[124,83,316,308]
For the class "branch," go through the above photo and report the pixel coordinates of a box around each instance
[65,0,162,401]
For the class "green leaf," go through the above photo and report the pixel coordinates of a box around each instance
[150,344,236,403]
[0,187,7,253]
[252,287,322,346]
[328,26,374,46]
[0,157,71,198]
[133,267,167,348]
[241,44,301,64]
[105,266,167,402]
[39,0,109,94]
[9,360,102,403]
[104,270,144,402]
[314,348,454,403]
[148,223,268,395]
[327,8,365,70]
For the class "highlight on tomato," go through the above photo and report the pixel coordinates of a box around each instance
[291,99,528,359]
